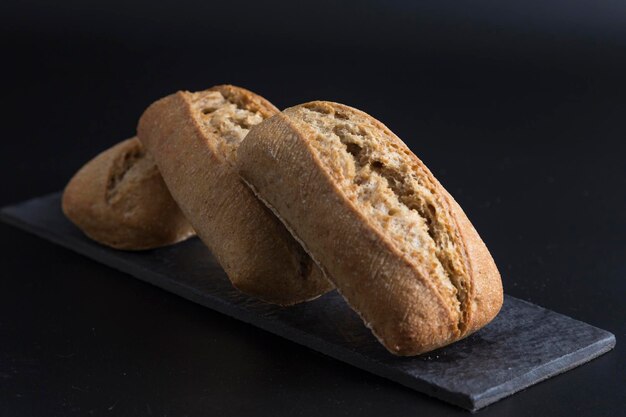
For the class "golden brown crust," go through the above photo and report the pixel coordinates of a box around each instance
[62,137,195,250]
[237,101,503,355]
[443,190,504,336]
[137,85,333,305]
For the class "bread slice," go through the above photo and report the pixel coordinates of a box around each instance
[137,85,334,305]
[62,137,195,250]
[237,101,503,355]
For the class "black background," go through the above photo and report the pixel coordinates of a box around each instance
[1,1,625,416]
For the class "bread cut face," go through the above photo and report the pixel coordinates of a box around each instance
[186,88,266,165]
[138,86,334,305]
[238,101,503,355]
[62,137,195,250]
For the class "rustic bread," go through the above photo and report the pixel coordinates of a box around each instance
[237,101,503,355]
[137,85,333,305]
[62,137,195,250]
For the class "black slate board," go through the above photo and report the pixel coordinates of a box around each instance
[0,193,616,411]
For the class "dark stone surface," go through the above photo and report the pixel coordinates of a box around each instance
[0,193,615,411]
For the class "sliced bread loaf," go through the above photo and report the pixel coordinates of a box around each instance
[137,86,333,305]
[62,137,195,250]
[237,101,503,355]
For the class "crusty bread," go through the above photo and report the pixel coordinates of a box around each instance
[62,137,195,250]
[237,101,503,355]
[137,85,333,305]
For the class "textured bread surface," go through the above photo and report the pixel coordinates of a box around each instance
[237,101,503,355]
[62,137,195,250]
[137,85,333,305]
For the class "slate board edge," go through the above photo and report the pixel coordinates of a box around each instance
[470,331,616,411]
[0,194,617,412]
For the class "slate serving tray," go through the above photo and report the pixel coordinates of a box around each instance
[0,193,616,411]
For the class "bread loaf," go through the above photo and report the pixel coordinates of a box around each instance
[137,86,333,305]
[237,101,503,355]
[62,137,195,250]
